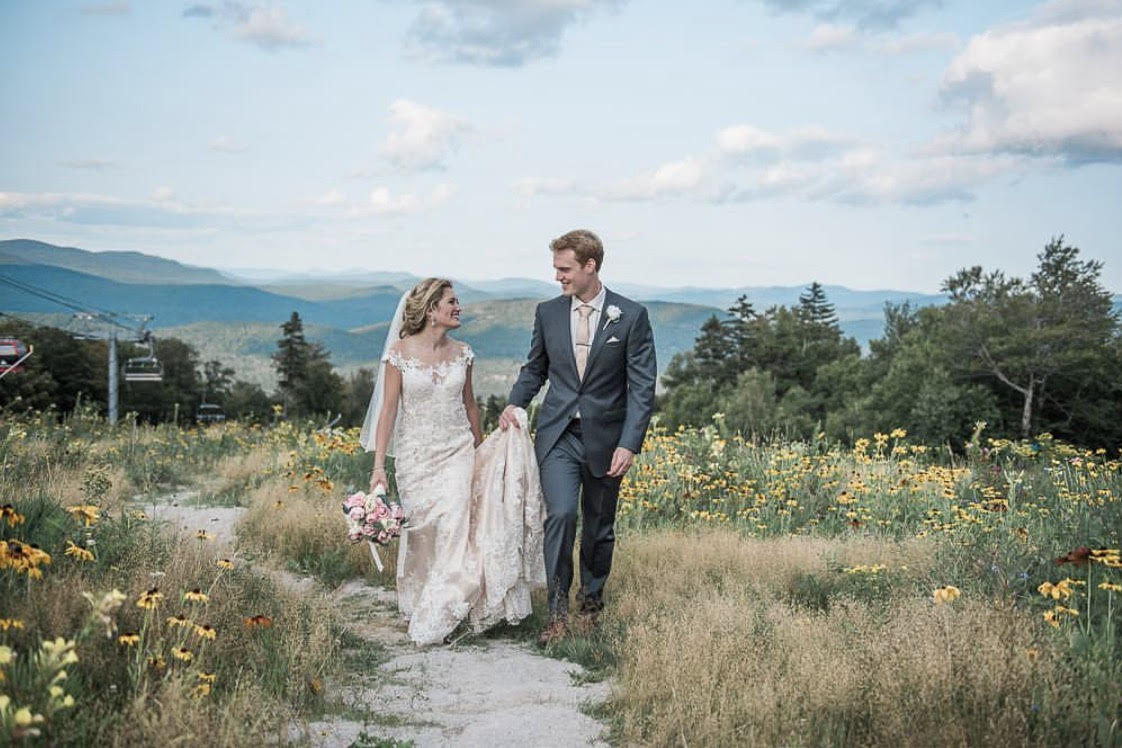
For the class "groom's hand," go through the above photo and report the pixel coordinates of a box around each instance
[498,405,521,430]
[607,447,635,478]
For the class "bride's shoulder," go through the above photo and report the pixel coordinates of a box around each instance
[452,339,474,363]
[383,338,411,366]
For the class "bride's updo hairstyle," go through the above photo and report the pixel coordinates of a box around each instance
[400,277,453,337]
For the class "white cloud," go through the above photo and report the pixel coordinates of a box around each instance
[752,0,942,29]
[233,5,313,51]
[716,124,854,159]
[59,158,117,171]
[379,99,471,171]
[405,0,623,67]
[602,156,708,201]
[366,187,420,216]
[209,135,248,153]
[804,23,859,51]
[430,182,456,205]
[937,0,1122,163]
[152,186,176,202]
[183,3,314,52]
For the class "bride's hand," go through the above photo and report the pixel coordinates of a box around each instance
[370,468,388,493]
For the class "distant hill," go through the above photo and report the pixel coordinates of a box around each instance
[0,239,235,285]
[0,264,403,329]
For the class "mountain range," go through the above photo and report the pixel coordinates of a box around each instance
[8,238,1114,398]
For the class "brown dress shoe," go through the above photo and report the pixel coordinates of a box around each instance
[538,616,568,645]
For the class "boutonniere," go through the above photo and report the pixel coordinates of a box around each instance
[602,304,622,330]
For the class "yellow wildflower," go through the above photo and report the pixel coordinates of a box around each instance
[195,530,213,541]
[118,633,141,646]
[1,503,25,527]
[1099,582,1122,592]
[933,586,962,605]
[136,587,165,609]
[217,558,235,570]
[184,588,209,604]
[167,613,191,628]
[172,647,193,662]
[66,505,101,526]
[64,541,95,562]
[194,624,217,640]
[0,618,25,631]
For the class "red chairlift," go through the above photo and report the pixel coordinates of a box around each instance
[0,337,33,379]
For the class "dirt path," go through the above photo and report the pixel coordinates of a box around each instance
[143,491,612,747]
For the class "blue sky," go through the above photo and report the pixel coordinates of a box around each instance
[1,0,1120,292]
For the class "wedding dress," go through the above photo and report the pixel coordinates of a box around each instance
[387,343,545,645]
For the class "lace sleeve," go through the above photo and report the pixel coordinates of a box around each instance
[461,343,475,366]
[383,345,405,368]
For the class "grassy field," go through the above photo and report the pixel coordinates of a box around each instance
[2,408,1119,745]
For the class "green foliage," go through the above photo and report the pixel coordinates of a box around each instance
[660,240,1122,450]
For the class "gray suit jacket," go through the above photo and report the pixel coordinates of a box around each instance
[508,288,656,477]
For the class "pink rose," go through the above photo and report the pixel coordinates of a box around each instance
[361,523,377,537]
[344,493,366,510]
[376,530,391,544]
[391,505,405,521]
[347,530,363,542]
[348,506,366,522]
[371,502,391,521]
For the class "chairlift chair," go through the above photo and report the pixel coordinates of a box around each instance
[124,333,163,382]
[0,337,32,378]
[196,403,226,424]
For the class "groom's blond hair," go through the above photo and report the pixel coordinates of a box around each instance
[550,229,603,271]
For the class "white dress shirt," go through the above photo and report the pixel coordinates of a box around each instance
[570,284,605,419]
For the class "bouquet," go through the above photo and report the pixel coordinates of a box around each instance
[341,486,405,571]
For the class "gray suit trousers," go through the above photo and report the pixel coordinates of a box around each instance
[538,420,622,616]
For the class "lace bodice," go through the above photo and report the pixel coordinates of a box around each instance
[385,343,474,459]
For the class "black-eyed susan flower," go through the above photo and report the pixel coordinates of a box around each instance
[65,505,101,527]
[64,541,95,562]
[192,682,211,698]
[147,654,167,672]
[167,613,191,628]
[195,530,213,541]
[184,588,209,604]
[1038,580,1073,600]
[244,614,273,628]
[217,558,235,570]
[933,585,962,605]
[1,503,25,527]
[117,633,141,646]
[172,647,193,663]
[194,624,217,640]
[0,618,25,631]
[136,588,165,609]
[131,511,149,521]
[1100,582,1122,592]
[196,671,217,683]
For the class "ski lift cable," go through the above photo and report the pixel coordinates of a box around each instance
[0,272,141,333]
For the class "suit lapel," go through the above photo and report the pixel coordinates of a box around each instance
[584,288,615,377]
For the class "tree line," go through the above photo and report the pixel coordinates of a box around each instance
[3,237,1118,448]
[659,237,1122,449]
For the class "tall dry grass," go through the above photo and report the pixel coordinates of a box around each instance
[237,478,397,586]
[604,529,1082,747]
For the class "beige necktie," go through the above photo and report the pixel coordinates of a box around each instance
[575,304,594,379]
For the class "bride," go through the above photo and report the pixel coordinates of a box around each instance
[359,278,545,645]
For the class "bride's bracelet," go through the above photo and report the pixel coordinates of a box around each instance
[372,467,387,474]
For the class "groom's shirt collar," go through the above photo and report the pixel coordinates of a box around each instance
[571,284,606,313]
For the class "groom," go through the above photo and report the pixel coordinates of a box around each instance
[500,229,656,644]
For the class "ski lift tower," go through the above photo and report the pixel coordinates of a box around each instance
[71,313,159,425]
[0,272,159,425]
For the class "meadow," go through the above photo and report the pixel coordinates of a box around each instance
[1,407,1119,745]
